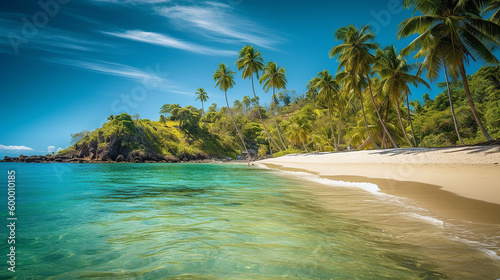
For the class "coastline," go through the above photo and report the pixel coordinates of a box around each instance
[258,146,500,225]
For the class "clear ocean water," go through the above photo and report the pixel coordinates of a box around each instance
[0,163,499,279]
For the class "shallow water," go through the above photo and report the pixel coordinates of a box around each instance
[0,163,499,279]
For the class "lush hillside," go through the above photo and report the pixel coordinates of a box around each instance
[56,65,499,162]
[59,113,238,162]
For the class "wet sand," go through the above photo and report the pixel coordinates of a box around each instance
[258,146,500,225]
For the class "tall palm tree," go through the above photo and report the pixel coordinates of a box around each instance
[259,61,287,149]
[337,69,380,149]
[195,88,209,128]
[398,0,499,141]
[330,24,399,148]
[374,45,430,147]
[315,70,340,151]
[408,35,464,145]
[236,45,282,153]
[213,63,250,160]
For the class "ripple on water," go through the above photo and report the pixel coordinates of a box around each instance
[1,162,500,279]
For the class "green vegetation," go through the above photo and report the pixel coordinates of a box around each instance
[62,111,237,162]
[65,0,499,160]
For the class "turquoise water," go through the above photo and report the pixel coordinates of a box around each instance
[0,163,500,279]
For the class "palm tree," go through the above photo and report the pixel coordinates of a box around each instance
[408,36,464,145]
[306,78,320,100]
[410,100,423,116]
[236,45,282,153]
[213,63,250,160]
[314,70,340,151]
[330,24,399,148]
[195,88,209,128]
[242,96,251,112]
[483,0,500,23]
[259,61,288,149]
[337,69,380,149]
[374,45,430,147]
[398,0,499,141]
[288,116,312,152]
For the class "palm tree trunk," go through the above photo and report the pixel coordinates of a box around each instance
[302,142,309,152]
[359,93,380,149]
[366,75,399,148]
[337,111,342,149]
[201,100,206,149]
[224,90,250,161]
[381,130,387,149]
[357,137,370,150]
[201,101,206,128]
[382,99,390,149]
[396,99,413,147]
[251,76,282,152]
[444,63,464,145]
[406,93,418,147]
[327,102,339,151]
[273,88,287,150]
[459,62,494,141]
[272,113,286,150]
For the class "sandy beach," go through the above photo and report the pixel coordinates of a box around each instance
[258,146,500,225]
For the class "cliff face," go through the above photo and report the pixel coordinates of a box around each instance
[57,113,237,163]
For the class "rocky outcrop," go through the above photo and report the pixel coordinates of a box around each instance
[1,113,241,164]
[0,153,215,164]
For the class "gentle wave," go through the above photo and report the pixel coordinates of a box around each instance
[258,163,500,264]
[256,164,381,194]
[407,213,445,227]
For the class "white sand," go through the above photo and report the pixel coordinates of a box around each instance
[258,146,500,205]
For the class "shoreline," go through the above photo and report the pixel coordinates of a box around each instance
[0,154,249,164]
[258,146,500,226]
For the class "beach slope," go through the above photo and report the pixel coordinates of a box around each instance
[258,146,500,224]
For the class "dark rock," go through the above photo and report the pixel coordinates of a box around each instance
[3,156,11,162]
[133,156,144,163]
[84,152,94,161]
[164,155,178,163]
[115,154,125,162]
[77,143,90,158]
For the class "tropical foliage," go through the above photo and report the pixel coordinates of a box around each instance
[66,0,499,160]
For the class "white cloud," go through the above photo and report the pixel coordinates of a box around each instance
[0,144,34,151]
[44,57,198,97]
[57,147,64,153]
[103,30,236,56]
[156,3,280,49]
[0,14,110,55]
[44,58,168,83]
[47,146,56,153]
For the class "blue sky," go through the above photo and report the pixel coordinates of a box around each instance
[0,0,492,157]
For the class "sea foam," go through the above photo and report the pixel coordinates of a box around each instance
[257,164,381,195]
